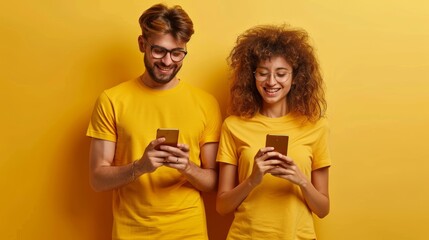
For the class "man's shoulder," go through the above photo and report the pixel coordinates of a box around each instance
[100,78,139,100]
[182,81,210,94]
[105,78,137,92]
[181,81,217,102]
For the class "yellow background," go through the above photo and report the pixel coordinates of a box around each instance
[1,0,428,239]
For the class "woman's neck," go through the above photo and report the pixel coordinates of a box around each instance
[260,102,289,118]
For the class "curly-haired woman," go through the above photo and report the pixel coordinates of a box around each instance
[216,24,331,240]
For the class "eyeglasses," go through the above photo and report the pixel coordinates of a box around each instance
[148,43,187,62]
[253,70,292,82]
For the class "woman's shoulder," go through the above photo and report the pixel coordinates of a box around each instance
[313,116,330,128]
[301,115,330,133]
[223,115,250,124]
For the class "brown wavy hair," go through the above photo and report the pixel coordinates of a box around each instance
[228,24,327,122]
[139,4,194,42]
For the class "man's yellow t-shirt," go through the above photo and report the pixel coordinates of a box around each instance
[217,113,331,240]
[87,78,222,240]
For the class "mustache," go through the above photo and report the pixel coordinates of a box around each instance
[156,62,175,68]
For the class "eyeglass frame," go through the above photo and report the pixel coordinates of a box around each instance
[147,43,188,62]
[253,69,293,82]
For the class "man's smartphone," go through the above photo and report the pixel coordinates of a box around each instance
[156,128,179,149]
[265,134,289,156]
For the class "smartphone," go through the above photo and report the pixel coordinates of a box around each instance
[156,128,179,149]
[265,134,289,156]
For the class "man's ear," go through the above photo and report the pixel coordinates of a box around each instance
[138,35,145,53]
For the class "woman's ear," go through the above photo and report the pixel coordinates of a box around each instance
[138,35,145,53]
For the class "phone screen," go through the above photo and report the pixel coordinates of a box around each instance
[265,134,289,155]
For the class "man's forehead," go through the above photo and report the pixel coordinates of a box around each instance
[146,33,186,48]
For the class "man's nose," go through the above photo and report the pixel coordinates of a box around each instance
[161,52,173,65]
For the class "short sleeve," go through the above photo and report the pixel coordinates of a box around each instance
[86,91,117,142]
[199,95,222,146]
[216,119,238,165]
[312,118,331,170]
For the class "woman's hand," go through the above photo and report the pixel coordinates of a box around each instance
[268,155,308,187]
[249,147,285,187]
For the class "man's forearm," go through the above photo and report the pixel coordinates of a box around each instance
[90,163,135,192]
[181,162,217,192]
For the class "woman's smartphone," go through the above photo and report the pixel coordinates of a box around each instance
[156,128,179,149]
[265,134,289,156]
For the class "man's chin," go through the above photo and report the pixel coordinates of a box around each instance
[153,75,174,84]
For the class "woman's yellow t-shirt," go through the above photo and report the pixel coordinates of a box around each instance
[217,113,331,240]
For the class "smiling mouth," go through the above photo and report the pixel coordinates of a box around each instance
[156,64,174,73]
[264,87,281,94]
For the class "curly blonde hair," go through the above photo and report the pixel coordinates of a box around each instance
[228,24,326,122]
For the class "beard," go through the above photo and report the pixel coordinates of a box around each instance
[144,55,182,84]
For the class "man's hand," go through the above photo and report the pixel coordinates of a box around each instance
[159,143,192,172]
[134,137,173,174]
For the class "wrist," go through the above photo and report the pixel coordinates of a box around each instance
[132,159,145,179]
[247,175,260,188]
[131,160,137,181]
[181,160,194,175]
[299,178,308,188]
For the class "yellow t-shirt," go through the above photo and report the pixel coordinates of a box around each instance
[217,113,331,240]
[87,78,222,240]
